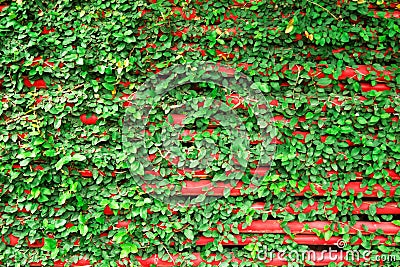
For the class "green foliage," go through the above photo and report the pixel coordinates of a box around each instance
[0,0,399,266]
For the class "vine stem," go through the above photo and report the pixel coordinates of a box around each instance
[294,65,301,86]
[306,0,342,21]
[2,108,38,125]
[162,245,175,265]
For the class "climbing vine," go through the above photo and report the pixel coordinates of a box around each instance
[0,0,400,266]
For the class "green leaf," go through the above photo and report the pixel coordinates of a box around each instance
[58,192,71,205]
[55,156,71,170]
[33,137,45,145]
[317,78,331,86]
[223,187,231,198]
[369,205,376,216]
[113,232,127,243]
[392,220,400,226]
[357,117,367,124]
[71,154,86,161]
[76,58,84,65]
[370,116,379,123]
[20,158,31,167]
[42,238,57,251]
[350,148,360,157]
[184,229,195,240]
[120,243,138,258]
[324,230,333,241]
[103,83,115,90]
[55,219,66,228]
[365,166,374,176]
[45,150,56,157]
[79,224,88,236]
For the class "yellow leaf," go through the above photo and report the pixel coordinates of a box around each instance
[215,28,222,35]
[285,24,294,34]
[305,31,313,41]
[357,0,365,3]
[397,4,400,9]
[124,58,129,67]
[285,18,294,34]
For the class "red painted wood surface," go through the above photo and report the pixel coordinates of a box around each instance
[102,201,400,216]
[236,220,400,235]
[140,181,400,197]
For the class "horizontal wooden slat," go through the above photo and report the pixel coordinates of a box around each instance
[140,181,400,197]
[101,201,400,216]
[189,234,396,246]
[236,220,400,235]
[130,252,382,266]
[24,250,391,266]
